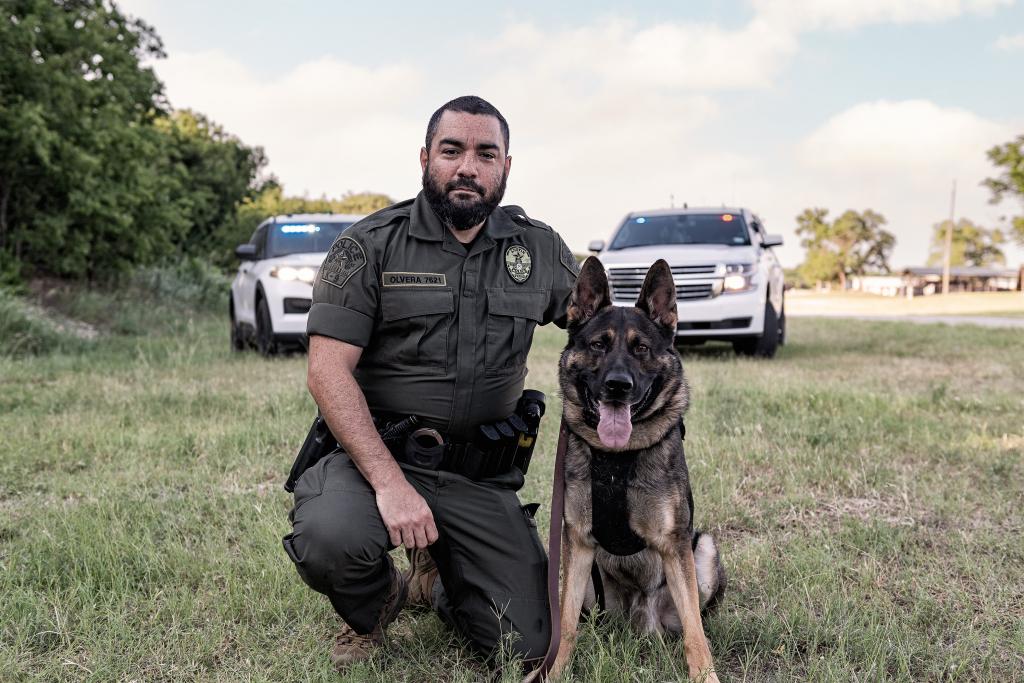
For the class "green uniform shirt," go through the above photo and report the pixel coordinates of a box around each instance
[307,191,580,440]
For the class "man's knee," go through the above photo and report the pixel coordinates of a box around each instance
[285,497,387,591]
[499,618,550,663]
[451,594,550,662]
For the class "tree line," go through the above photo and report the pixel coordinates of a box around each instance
[794,137,1024,287]
[0,0,390,286]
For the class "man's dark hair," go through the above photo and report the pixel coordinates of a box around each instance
[425,96,510,154]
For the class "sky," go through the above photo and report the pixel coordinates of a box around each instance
[118,0,1024,268]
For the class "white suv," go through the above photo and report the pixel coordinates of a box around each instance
[230,213,366,355]
[590,207,786,357]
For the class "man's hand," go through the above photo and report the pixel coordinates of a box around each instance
[376,478,439,549]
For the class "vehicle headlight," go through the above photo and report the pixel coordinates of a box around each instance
[271,266,317,283]
[722,263,755,293]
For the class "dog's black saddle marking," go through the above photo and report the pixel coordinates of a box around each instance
[590,449,647,556]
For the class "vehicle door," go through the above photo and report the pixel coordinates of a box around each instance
[751,215,783,312]
[236,224,268,326]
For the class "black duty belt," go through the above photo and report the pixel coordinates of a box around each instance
[387,431,524,480]
[376,399,546,481]
[284,390,546,493]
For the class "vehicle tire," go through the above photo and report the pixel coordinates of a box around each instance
[733,300,779,358]
[778,302,786,347]
[230,304,246,352]
[255,296,277,357]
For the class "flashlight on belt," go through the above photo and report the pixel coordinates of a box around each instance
[513,389,546,475]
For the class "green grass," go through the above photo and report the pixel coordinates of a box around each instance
[2,311,1023,681]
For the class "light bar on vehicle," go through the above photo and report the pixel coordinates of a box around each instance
[280,224,321,234]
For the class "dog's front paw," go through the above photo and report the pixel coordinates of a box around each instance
[688,665,719,683]
[521,667,544,683]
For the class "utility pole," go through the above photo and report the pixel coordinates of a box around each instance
[942,180,956,295]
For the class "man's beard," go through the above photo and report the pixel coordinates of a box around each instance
[422,165,507,232]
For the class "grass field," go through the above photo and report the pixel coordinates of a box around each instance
[2,312,1023,681]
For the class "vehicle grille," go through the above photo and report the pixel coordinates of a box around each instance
[608,267,717,302]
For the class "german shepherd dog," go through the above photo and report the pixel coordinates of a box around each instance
[545,257,726,682]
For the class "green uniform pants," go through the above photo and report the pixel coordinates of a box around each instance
[282,452,550,661]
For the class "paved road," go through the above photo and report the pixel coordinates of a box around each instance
[788,312,1024,329]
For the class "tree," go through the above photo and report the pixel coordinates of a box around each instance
[794,208,838,287]
[795,208,895,288]
[0,2,266,280]
[926,218,1005,268]
[0,0,169,278]
[155,109,267,260]
[983,134,1024,246]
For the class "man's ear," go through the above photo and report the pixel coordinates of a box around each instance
[420,147,428,173]
[636,259,677,332]
[568,256,612,328]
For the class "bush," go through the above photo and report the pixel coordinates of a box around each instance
[127,258,230,313]
[0,289,89,357]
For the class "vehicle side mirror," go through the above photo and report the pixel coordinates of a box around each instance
[762,234,783,248]
[235,243,258,260]
[587,239,605,253]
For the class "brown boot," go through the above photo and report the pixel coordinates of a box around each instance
[330,566,408,670]
[403,547,438,609]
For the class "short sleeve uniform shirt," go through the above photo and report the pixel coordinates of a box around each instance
[307,191,580,440]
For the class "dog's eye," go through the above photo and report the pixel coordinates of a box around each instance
[635,343,649,354]
[590,340,606,352]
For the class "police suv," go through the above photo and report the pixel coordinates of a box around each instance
[590,207,786,357]
[231,213,365,355]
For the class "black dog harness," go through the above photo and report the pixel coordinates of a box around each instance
[590,420,686,556]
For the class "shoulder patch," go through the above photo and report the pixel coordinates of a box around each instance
[355,198,414,232]
[319,236,366,289]
[560,238,581,277]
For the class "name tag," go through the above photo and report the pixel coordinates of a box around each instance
[383,272,447,287]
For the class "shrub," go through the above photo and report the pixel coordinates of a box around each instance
[0,289,88,357]
[127,258,230,313]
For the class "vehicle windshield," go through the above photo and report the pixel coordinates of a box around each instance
[266,222,355,257]
[609,213,750,249]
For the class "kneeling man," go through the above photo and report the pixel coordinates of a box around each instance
[282,95,579,670]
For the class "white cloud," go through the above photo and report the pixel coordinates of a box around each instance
[794,100,1017,265]
[797,100,1010,173]
[484,18,797,91]
[753,0,1013,32]
[993,32,1024,50]
[155,51,426,198]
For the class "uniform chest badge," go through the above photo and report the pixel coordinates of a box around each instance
[505,245,532,283]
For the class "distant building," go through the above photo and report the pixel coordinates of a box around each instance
[902,266,1020,296]
[849,275,904,296]
[850,267,1021,297]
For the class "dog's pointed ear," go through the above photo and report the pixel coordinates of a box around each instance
[568,256,612,328]
[636,259,677,332]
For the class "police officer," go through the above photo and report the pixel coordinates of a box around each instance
[282,96,580,670]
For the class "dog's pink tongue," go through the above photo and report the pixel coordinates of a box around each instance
[597,401,632,449]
